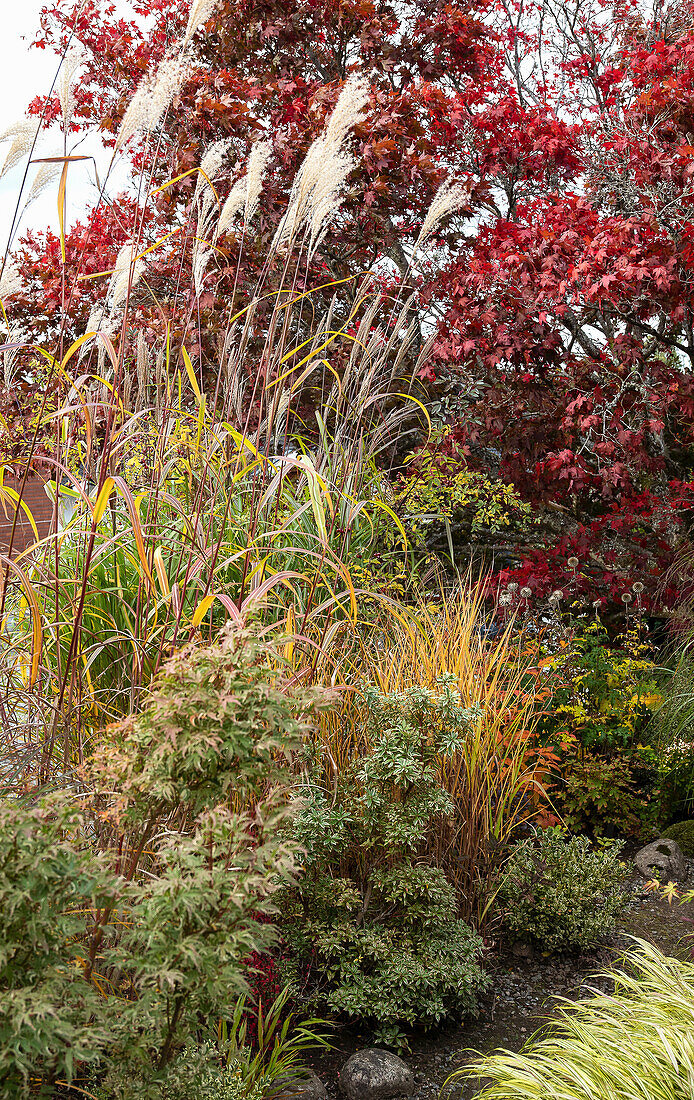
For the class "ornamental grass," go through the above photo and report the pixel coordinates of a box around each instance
[451,939,694,1100]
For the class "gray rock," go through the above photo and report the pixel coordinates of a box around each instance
[511,941,535,960]
[339,1049,415,1100]
[634,838,687,881]
[276,1070,328,1100]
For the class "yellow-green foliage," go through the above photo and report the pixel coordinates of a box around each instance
[539,621,661,752]
[450,940,694,1100]
[396,432,531,544]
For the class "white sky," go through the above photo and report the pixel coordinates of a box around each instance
[0,1,133,251]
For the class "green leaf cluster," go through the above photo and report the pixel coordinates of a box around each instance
[499,829,628,954]
[284,681,487,1049]
[0,625,325,1098]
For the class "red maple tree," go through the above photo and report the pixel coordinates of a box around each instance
[7,0,694,613]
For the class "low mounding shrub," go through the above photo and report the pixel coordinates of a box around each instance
[285,681,487,1051]
[499,829,628,953]
[662,819,694,857]
[94,1042,263,1100]
[450,940,694,1099]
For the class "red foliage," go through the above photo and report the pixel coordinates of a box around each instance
[9,0,694,612]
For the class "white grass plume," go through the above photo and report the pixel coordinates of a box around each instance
[245,138,272,221]
[184,0,222,44]
[324,74,370,148]
[194,139,231,199]
[415,177,469,251]
[1,328,23,389]
[26,161,61,206]
[215,139,272,238]
[0,259,23,300]
[110,241,145,310]
[116,53,187,149]
[216,176,247,237]
[0,120,40,179]
[271,75,368,255]
[58,44,87,131]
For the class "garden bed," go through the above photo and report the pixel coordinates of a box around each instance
[307,871,694,1100]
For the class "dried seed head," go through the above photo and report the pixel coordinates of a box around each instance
[324,74,370,148]
[116,54,187,149]
[307,146,354,256]
[1,328,23,388]
[110,241,145,310]
[0,259,23,300]
[136,330,149,410]
[520,586,533,599]
[193,243,213,297]
[415,177,468,252]
[58,44,87,131]
[621,592,633,603]
[84,303,106,337]
[184,0,222,44]
[567,556,579,568]
[272,76,368,255]
[245,138,272,222]
[217,176,246,237]
[498,592,512,607]
[194,139,231,199]
[633,581,645,594]
[0,120,40,179]
[551,589,564,601]
[507,581,519,592]
[26,161,61,206]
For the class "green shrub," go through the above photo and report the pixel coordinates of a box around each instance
[553,747,656,837]
[0,626,325,1098]
[662,819,694,857]
[94,1042,264,1100]
[284,681,487,1050]
[499,829,628,953]
[538,621,660,754]
[450,940,694,1099]
[0,802,120,1097]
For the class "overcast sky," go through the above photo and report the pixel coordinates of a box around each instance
[0,1,133,251]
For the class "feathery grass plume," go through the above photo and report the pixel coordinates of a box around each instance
[216,175,247,237]
[84,302,106,337]
[193,187,217,295]
[79,302,106,361]
[116,53,187,149]
[110,241,145,310]
[1,329,23,388]
[0,120,40,179]
[216,139,272,238]
[245,138,272,221]
[415,177,468,252]
[272,75,369,255]
[194,139,231,199]
[307,147,355,257]
[184,0,223,44]
[324,74,370,148]
[26,161,61,207]
[0,259,23,300]
[57,44,87,131]
[193,242,213,297]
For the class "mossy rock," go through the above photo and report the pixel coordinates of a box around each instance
[662,820,694,857]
